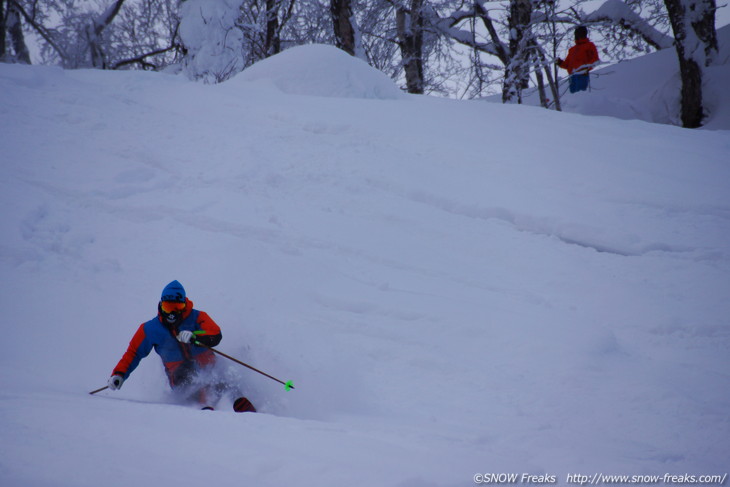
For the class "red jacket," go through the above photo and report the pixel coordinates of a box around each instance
[559,38,599,74]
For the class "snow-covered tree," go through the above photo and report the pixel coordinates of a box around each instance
[663,0,718,127]
[431,1,563,104]
[0,1,4,60]
[583,0,719,127]
[87,0,127,68]
[9,0,181,69]
[178,0,304,82]
[323,0,460,95]
[4,0,721,119]
[0,0,30,64]
[177,0,245,82]
[331,0,363,57]
[395,0,426,93]
[109,0,182,70]
[502,0,533,103]
[1,0,31,63]
[581,0,674,53]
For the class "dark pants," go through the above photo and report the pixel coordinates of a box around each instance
[569,73,590,93]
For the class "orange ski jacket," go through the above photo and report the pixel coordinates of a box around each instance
[112,298,222,387]
[558,38,599,74]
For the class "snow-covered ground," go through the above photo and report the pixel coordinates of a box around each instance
[1,44,728,487]
[519,25,730,130]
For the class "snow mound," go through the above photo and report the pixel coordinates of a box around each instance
[230,44,404,100]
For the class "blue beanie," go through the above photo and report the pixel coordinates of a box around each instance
[161,280,186,302]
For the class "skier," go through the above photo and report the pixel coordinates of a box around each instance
[107,280,224,408]
[556,25,599,93]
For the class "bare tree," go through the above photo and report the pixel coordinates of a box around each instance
[502,0,532,103]
[87,0,126,68]
[2,0,31,63]
[264,0,281,56]
[111,0,182,70]
[432,1,561,104]
[663,0,718,127]
[9,0,719,118]
[581,0,719,127]
[331,0,356,55]
[1,0,7,60]
[396,0,425,93]
[9,0,181,69]
[581,0,673,51]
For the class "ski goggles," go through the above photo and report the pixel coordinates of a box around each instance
[160,301,186,314]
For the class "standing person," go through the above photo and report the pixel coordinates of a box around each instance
[556,26,600,93]
[107,280,223,408]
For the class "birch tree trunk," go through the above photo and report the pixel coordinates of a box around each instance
[265,0,281,56]
[6,0,31,64]
[502,0,532,103]
[396,0,425,94]
[331,0,356,56]
[88,0,126,68]
[0,0,6,60]
[663,0,718,127]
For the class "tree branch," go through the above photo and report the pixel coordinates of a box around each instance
[8,0,68,62]
[111,44,179,70]
[584,0,673,50]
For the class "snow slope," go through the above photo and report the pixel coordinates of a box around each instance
[520,25,730,130]
[1,46,729,487]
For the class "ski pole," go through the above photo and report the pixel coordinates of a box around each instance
[193,338,295,391]
[89,385,109,395]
